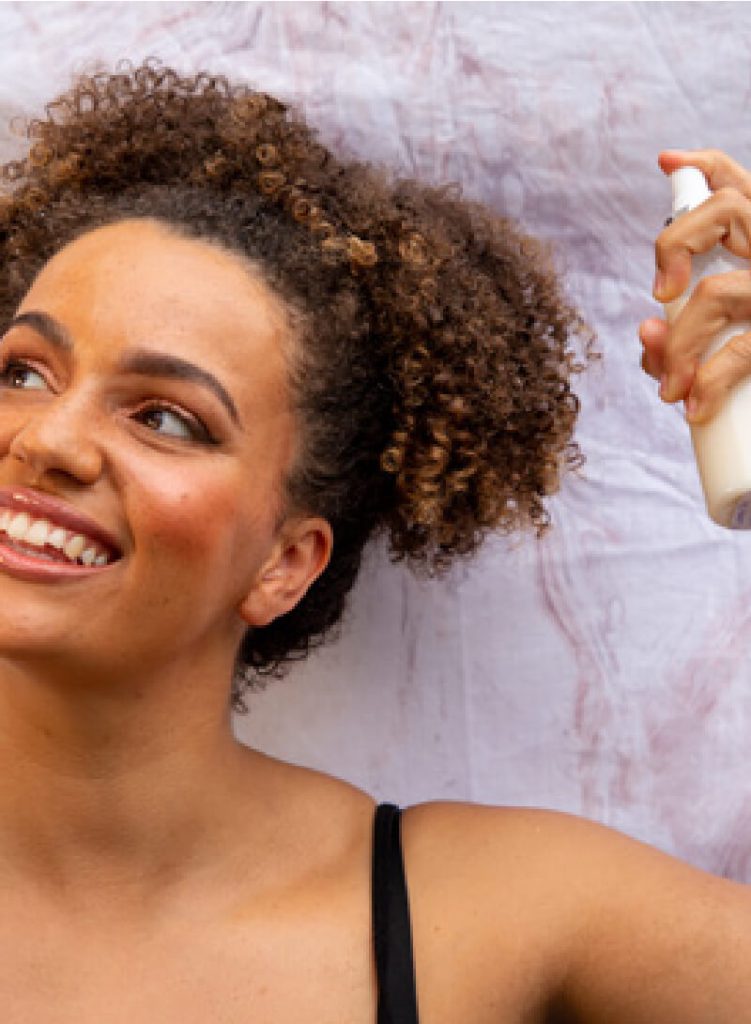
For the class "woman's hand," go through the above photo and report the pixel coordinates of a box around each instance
[639,149,751,424]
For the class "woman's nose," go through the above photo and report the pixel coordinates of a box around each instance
[7,398,104,486]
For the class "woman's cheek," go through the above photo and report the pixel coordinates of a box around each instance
[135,474,268,576]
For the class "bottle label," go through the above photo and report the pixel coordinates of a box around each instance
[731,493,751,529]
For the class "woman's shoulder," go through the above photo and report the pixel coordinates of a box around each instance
[239,750,377,872]
[238,758,751,1020]
[247,749,377,819]
[399,802,591,1020]
[400,798,747,956]
[401,800,751,1022]
[400,796,740,898]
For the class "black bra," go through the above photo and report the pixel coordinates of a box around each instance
[372,803,420,1024]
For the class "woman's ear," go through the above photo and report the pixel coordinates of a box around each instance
[238,517,333,628]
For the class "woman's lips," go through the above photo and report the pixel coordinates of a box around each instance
[0,486,122,560]
[0,535,118,583]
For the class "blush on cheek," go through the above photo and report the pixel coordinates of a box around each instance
[137,479,273,572]
[144,492,222,553]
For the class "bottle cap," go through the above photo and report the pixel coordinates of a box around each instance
[671,167,712,214]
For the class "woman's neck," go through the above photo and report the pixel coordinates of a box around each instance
[0,655,261,922]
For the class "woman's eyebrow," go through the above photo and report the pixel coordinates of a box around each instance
[7,310,72,350]
[117,349,241,426]
[4,310,241,426]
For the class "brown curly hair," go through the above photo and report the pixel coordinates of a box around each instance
[0,60,598,712]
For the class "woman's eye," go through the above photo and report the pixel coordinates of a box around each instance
[134,404,211,443]
[0,361,48,391]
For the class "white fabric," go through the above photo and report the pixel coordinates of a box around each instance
[0,1,749,880]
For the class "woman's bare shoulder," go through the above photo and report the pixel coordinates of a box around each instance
[246,748,376,814]
[400,797,748,907]
[238,748,377,864]
[401,801,751,1023]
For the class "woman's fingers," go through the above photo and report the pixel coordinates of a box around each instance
[659,149,751,201]
[640,347,662,380]
[638,317,667,381]
[653,187,751,303]
[642,149,751,418]
[660,268,751,403]
[686,330,751,424]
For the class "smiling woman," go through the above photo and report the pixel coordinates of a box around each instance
[0,62,595,715]
[0,60,747,1024]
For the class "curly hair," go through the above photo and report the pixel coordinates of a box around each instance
[0,60,598,712]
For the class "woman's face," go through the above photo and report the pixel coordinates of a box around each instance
[0,218,330,684]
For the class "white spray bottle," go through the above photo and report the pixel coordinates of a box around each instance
[664,167,751,528]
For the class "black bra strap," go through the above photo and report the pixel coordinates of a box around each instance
[372,803,420,1024]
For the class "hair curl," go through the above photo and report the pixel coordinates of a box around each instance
[0,60,598,712]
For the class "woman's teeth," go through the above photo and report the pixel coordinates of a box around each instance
[0,511,112,566]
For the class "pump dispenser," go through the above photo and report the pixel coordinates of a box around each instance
[670,166,711,216]
[664,167,751,528]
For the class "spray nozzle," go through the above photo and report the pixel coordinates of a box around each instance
[670,167,712,215]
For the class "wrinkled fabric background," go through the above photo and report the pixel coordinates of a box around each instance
[1,1,749,881]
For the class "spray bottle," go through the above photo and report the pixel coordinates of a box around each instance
[664,167,751,528]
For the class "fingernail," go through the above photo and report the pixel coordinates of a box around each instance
[653,271,667,299]
[659,374,670,400]
[685,396,699,420]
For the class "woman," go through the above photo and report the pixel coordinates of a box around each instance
[0,61,746,1021]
